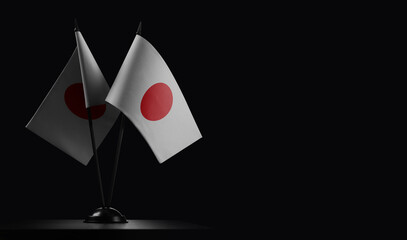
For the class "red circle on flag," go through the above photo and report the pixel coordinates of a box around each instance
[64,83,106,120]
[140,83,173,121]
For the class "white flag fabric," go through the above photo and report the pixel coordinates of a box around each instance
[26,45,119,165]
[106,35,202,163]
[75,30,110,108]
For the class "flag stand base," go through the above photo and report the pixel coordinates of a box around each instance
[84,207,127,223]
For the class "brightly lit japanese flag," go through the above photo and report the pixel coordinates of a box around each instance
[26,32,119,165]
[106,34,202,163]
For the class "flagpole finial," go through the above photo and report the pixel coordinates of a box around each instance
[137,21,142,35]
[74,18,80,32]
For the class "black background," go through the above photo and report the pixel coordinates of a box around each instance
[0,2,376,235]
[0,1,276,232]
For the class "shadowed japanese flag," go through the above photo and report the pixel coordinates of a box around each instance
[26,33,119,165]
[106,34,202,163]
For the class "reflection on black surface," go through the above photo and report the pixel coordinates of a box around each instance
[0,219,212,239]
[0,219,208,230]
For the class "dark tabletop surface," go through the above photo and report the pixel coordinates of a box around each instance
[0,219,208,230]
[0,219,213,239]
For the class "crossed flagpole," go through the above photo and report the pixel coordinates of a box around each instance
[74,19,105,207]
[75,19,128,223]
[107,21,142,209]
[26,19,201,223]
[75,20,142,223]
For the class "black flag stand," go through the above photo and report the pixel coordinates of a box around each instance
[84,108,127,223]
[74,19,127,223]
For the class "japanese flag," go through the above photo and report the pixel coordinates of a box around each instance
[26,32,119,165]
[106,34,201,163]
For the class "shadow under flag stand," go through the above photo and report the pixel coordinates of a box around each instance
[82,21,142,224]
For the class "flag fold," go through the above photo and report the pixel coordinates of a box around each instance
[106,35,201,163]
[26,33,119,165]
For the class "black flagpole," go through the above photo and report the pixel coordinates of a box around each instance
[107,21,142,207]
[85,107,126,223]
[108,113,125,206]
[75,19,127,223]
[75,19,106,208]
[87,108,106,208]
